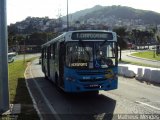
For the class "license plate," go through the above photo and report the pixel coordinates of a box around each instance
[89,84,99,87]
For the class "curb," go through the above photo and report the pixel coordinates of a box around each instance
[127,54,160,63]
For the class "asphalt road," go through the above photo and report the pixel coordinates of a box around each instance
[24,59,160,120]
[14,53,41,61]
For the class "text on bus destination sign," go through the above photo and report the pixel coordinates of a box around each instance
[72,32,113,40]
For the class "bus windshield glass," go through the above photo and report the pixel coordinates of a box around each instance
[66,41,117,69]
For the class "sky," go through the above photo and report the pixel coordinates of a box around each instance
[7,0,160,25]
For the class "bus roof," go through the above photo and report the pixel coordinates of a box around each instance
[41,30,117,48]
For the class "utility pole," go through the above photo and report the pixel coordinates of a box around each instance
[23,36,26,63]
[0,0,9,113]
[67,0,69,31]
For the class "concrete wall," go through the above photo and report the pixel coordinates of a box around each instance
[118,64,160,84]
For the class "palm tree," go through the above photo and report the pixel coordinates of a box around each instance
[151,26,158,57]
[131,29,139,45]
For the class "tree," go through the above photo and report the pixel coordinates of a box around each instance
[131,29,139,45]
[157,36,160,44]
[113,27,127,61]
[131,29,153,49]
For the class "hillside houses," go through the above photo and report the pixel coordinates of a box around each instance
[9,16,160,35]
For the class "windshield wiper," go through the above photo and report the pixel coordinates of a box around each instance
[96,40,108,53]
[100,40,108,47]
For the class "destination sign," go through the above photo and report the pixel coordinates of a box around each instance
[71,32,113,40]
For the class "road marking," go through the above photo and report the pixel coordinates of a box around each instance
[24,64,43,120]
[136,101,160,111]
[29,64,61,120]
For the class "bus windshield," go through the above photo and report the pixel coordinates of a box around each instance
[66,41,116,69]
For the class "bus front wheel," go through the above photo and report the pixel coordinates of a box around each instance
[44,68,48,80]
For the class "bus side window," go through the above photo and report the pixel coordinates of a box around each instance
[55,43,58,60]
[52,43,56,60]
[44,48,46,58]
[50,45,53,59]
[47,46,51,59]
[45,48,47,59]
[42,49,44,58]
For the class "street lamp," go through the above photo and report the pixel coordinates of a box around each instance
[0,0,9,112]
[23,35,29,63]
[23,37,26,63]
[67,0,69,31]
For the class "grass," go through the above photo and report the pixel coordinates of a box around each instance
[8,57,39,120]
[131,51,160,61]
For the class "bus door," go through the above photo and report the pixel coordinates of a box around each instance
[59,42,65,87]
[47,46,51,78]
[41,49,44,72]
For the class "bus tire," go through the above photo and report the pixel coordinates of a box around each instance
[55,73,63,92]
[44,74,48,79]
[44,68,48,79]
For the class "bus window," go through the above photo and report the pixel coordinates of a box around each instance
[95,42,116,68]
[66,42,93,69]
[47,46,51,59]
[52,43,56,60]
[42,49,44,58]
[44,48,47,58]
[50,45,53,59]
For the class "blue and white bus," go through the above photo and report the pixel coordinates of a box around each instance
[41,30,118,92]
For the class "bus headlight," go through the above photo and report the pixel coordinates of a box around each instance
[105,69,114,79]
[66,77,76,82]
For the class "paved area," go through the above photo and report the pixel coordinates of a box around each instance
[24,59,160,120]
[22,50,160,120]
